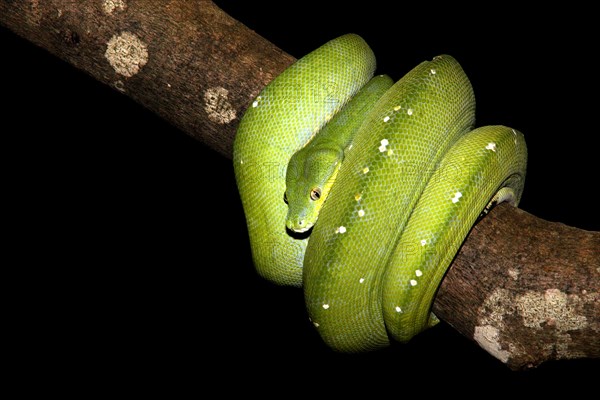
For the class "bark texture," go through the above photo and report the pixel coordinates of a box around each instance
[435,203,598,369]
[1,0,597,370]
[0,0,293,157]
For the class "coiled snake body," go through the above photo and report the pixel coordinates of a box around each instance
[234,34,527,352]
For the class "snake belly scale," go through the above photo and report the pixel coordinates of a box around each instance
[233,34,527,352]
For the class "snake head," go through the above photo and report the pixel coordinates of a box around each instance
[284,146,343,233]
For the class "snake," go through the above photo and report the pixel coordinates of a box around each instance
[233,34,527,352]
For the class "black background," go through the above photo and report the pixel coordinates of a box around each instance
[3,1,597,392]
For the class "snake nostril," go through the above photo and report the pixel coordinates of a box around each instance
[298,220,305,226]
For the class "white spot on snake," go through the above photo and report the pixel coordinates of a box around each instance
[451,191,463,203]
[416,270,423,277]
[407,108,413,115]
[355,193,362,201]
[512,129,518,144]
[313,322,320,328]
[410,279,418,286]
[252,100,259,108]
[393,105,402,111]
[362,167,369,174]
[322,304,330,310]
[420,239,427,246]
[335,226,346,234]
[204,87,237,124]
[486,142,497,152]
[430,68,437,75]
[240,160,244,164]
[395,306,402,313]
[383,116,390,123]
[358,209,365,217]
[103,0,127,15]
[379,139,389,153]
[348,144,353,150]
[359,278,365,284]
[105,32,148,77]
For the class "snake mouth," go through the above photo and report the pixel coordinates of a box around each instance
[291,225,313,233]
[286,219,316,235]
[286,223,314,240]
[286,215,316,233]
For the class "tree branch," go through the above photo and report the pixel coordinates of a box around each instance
[1,0,597,370]
[0,0,293,157]
[435,203,599,369]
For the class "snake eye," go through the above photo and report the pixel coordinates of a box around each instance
[310,188,322,201]
[283,192,288,204]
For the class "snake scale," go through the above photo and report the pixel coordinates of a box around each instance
[233,34,527,352]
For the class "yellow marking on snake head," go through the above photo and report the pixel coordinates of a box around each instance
[285,145,343,233]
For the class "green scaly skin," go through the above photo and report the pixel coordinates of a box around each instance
[285,75,394,233]
[233,34,376,286]
[233,34,527,352]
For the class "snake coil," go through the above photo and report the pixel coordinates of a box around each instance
[234,34,527,352]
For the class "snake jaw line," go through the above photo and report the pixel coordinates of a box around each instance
[289,224,313,234]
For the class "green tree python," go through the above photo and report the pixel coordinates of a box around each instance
[233,34,527,352]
